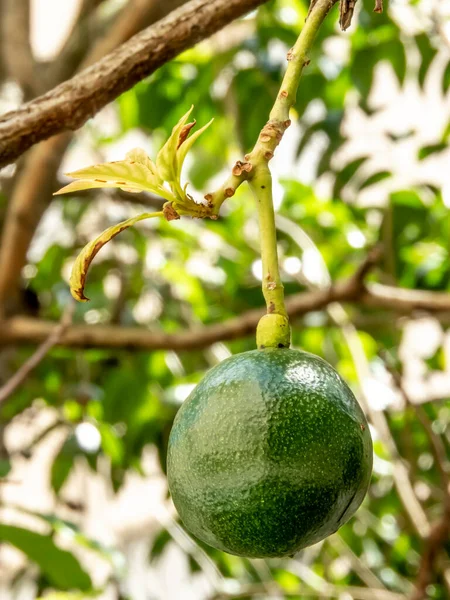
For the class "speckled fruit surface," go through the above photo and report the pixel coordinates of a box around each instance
[167,348,373,558]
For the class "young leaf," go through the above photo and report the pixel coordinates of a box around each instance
[176,118,214,176]
[70,211,163,302]
[54,149,170,199]
[156,106,194,182]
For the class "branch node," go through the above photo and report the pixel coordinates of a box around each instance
[163,202,180,221]
[232,160,253,176]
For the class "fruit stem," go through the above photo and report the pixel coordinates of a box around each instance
[250,0,337,349]
[249,169,286,318]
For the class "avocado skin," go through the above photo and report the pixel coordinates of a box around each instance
[167,348,373,558]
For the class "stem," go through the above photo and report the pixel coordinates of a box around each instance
[248,0,337,347]
[205,1,338,346]
[209,0,337,215]
[249,168,285,317]
[270,0,336,123]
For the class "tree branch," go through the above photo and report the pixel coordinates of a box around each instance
[0,0,270,168]
[1,277,450,350]
[0,0,189,315]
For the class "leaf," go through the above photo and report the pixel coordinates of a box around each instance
[442,60,450,94]
[51,444,75,494]
[70,211,163,302]
[333,156,368,199]
[415,33,437,88]
[149,528,171,561]
[0,458,11,478]
[126,148,160,179]
[383,39,406,86]
[0,524,92,591]
[54,149,170,199]
[359,170,392,190]
[418,143,447,161]
[99,424,124,466]
[176,118,214,175]
[156,106,194,182]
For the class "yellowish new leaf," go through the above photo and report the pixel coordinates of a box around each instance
[55,180,143,195]
[54,149,165,197]
[156,106,194,182]
[70,211,163,302]
[176,118,214,175]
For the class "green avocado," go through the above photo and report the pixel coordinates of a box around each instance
[167,348,373,558]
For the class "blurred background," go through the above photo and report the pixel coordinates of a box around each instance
[0,0,450,598]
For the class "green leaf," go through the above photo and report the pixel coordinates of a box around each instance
[382,40,406,86]
[149,528,171,560]
[50,445,74,494]
[350,48,377,97]
[418,144,447,161]
[69,211,163,302]
[0,524,92,591]
[415,33,437,88]
[333,157,368,199]
[359,171,392,190]
[0,458,11,478]
[99,424,124,466]
[442,61,450,94]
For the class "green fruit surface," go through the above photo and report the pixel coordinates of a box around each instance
[167,348,373,558]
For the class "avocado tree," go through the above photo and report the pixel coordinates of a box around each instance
[0,0,449,599]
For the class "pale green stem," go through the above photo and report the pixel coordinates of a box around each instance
[248,168,285,317]
[249,0,337,347]
[270,0,337,123]
[209,0,337,217]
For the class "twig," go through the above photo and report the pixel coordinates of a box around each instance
[0,0,270,168]
[386,363,450,488]
[331,534,387,590]
[153,506,224,591]
[409,500,450,600]
[0,304,74,405]
[0,0,185,314]
[383,362,450,600]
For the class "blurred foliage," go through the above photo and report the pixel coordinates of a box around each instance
[1,0,450,599]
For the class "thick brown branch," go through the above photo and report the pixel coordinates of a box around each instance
[0,0,269,168]
[1,281,450,350]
